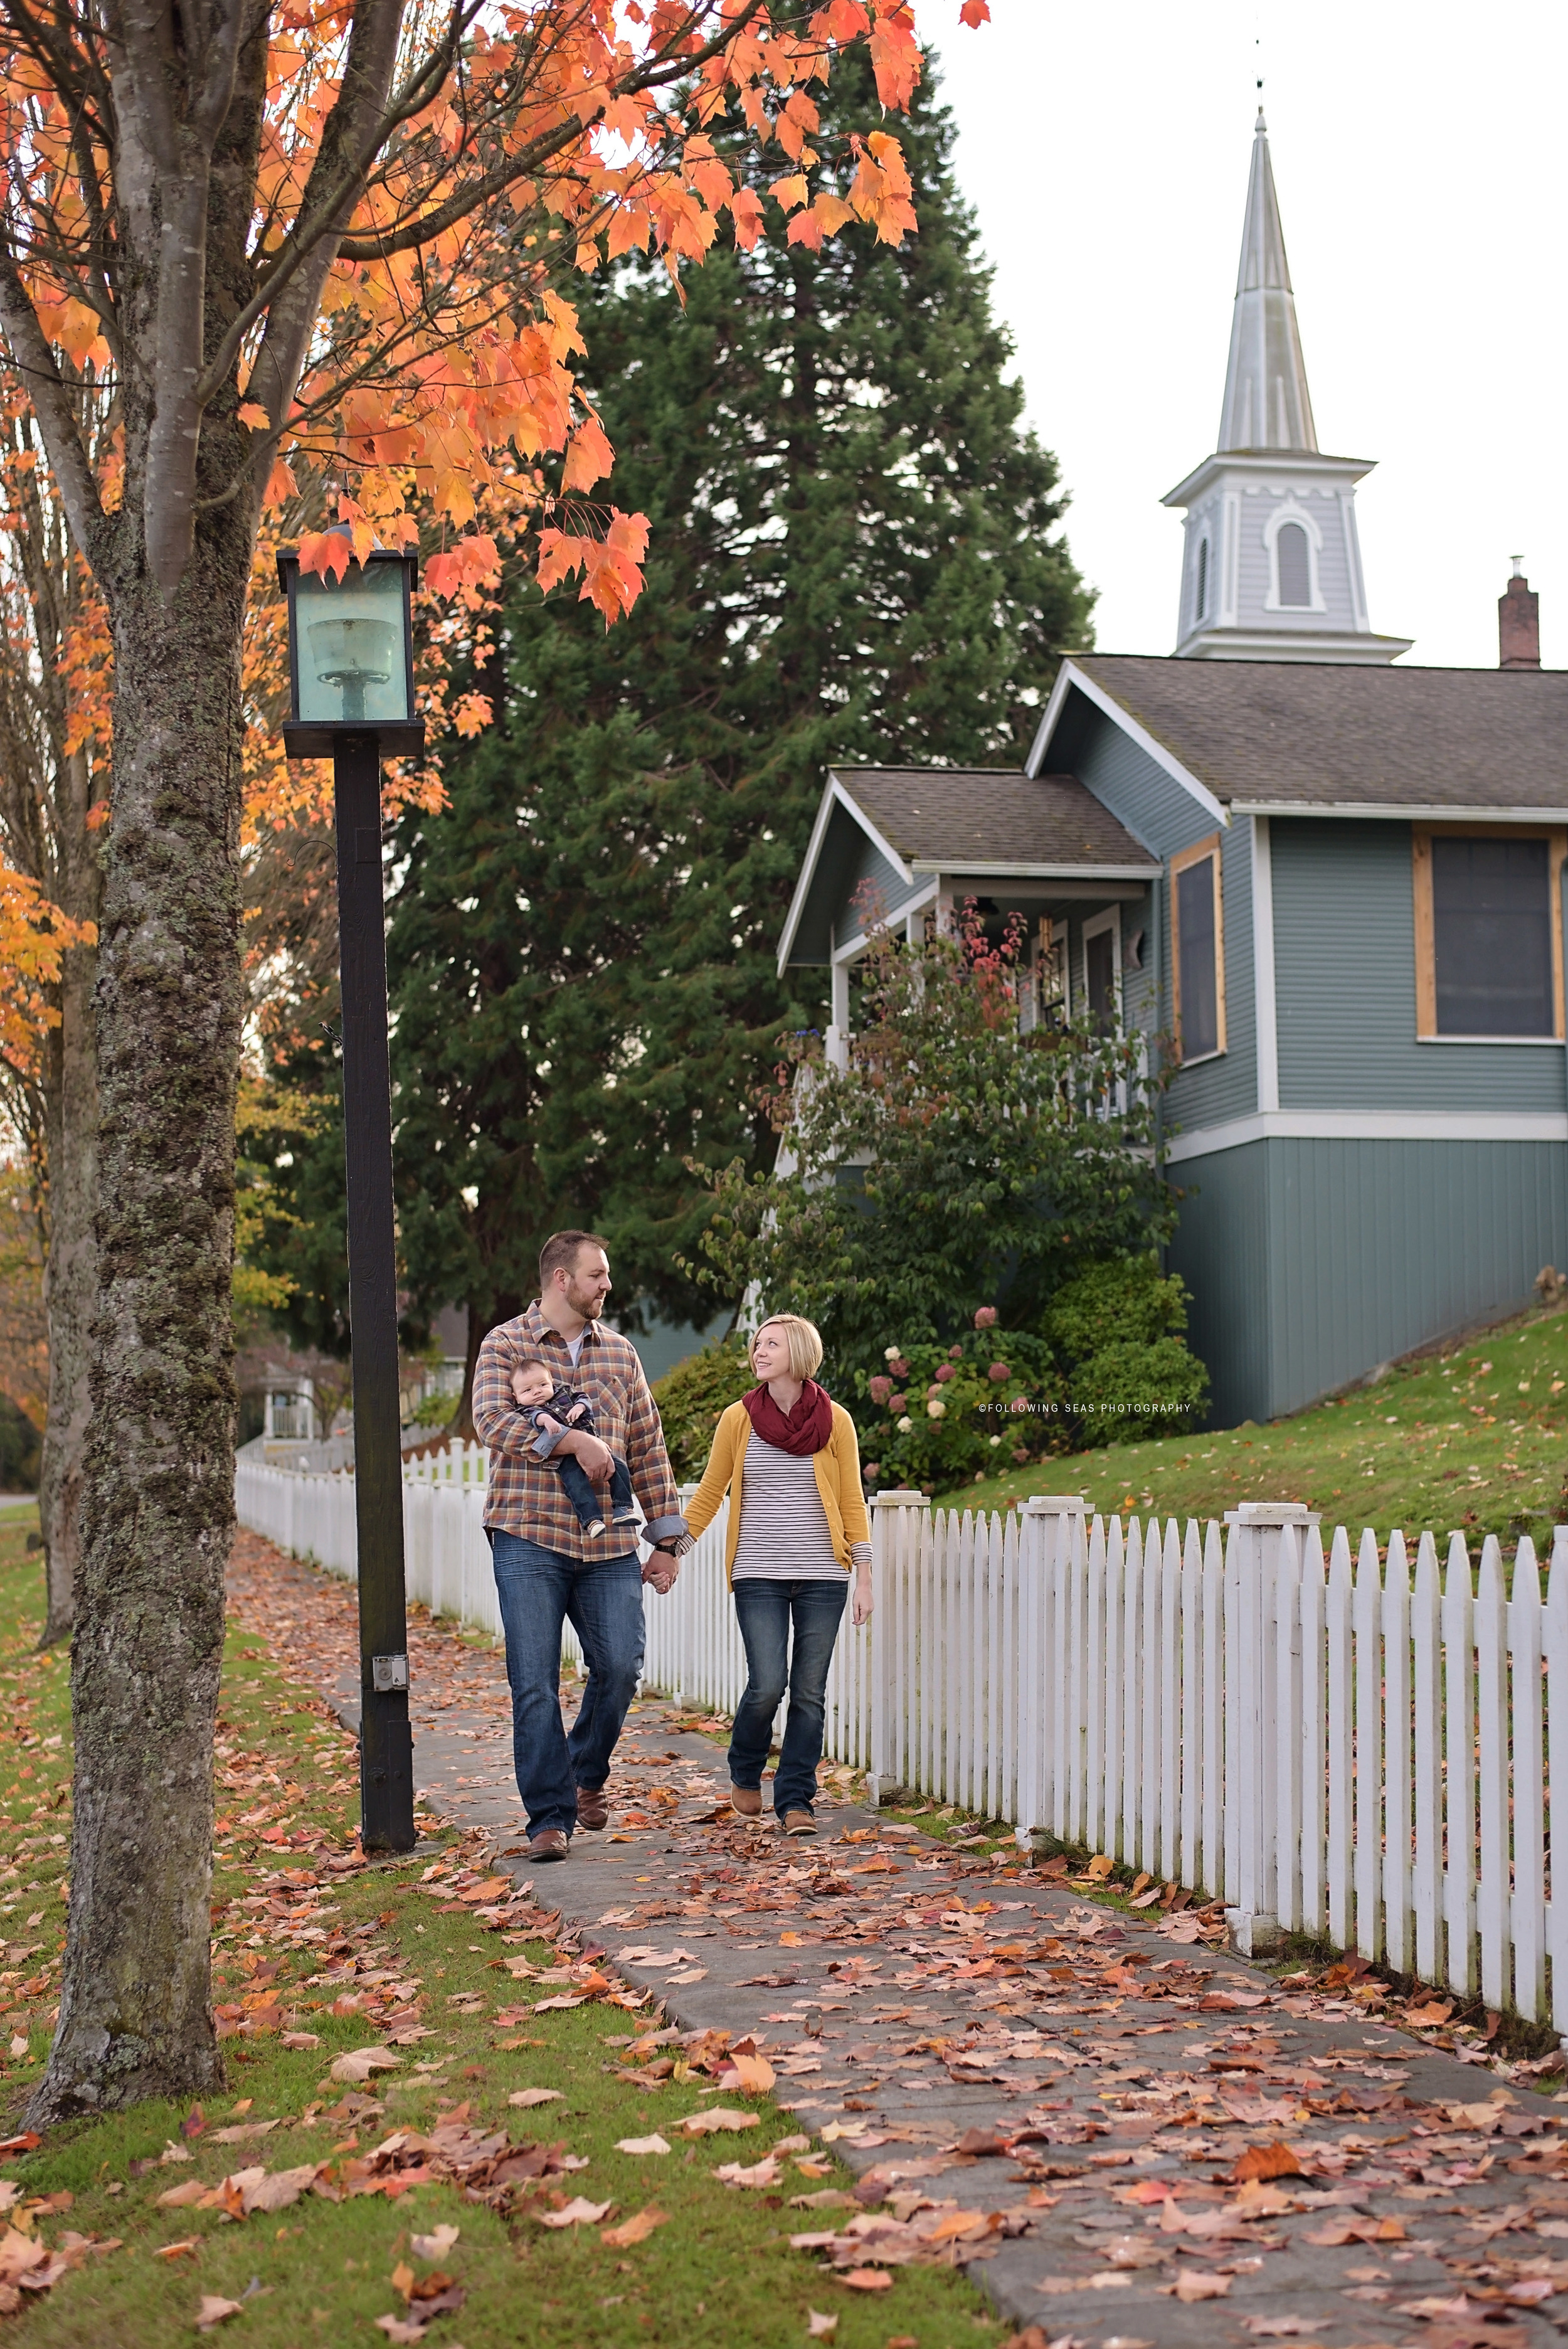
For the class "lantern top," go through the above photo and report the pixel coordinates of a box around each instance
[277,546,425,758]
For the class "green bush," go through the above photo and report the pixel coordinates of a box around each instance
[652,1332,753,1483]
[1043,1258,1208,1446]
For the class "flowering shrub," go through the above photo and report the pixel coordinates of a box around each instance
[855,1266,1209,1489]
[854,1315,1056,1489]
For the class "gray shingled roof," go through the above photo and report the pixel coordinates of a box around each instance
[832,766,1158,868]
[1070,655,1568,808]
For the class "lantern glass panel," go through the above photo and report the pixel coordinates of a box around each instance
[294,563,410,726]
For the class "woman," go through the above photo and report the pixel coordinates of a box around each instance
[685,1314,872,1835]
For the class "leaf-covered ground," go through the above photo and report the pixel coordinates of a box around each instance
[950,1303,1568,1546]
[11,1509,1568,2349]
[0,1506,990,2347]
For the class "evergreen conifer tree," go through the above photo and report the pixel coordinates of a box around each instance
[272,52,1094,1396]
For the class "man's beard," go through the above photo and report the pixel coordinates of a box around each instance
[564,1280,605,1321]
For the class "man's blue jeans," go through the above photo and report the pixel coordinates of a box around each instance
[489,1532,645,1837]
[729,1577,847,1817]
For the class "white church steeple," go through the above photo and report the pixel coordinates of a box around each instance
[1164,111,1410,663]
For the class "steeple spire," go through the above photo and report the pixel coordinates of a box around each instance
[1217,110,1317,454]
[1161,112,1410,662]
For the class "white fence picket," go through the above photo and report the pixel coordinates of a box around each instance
[236,1456,1567,2023]
[1444,1532,1478,2001]
[1411,1532,1442,1985]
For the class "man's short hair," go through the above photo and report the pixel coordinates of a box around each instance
[539,1229,608,1288]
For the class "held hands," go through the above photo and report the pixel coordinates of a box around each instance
[642,1546,679,1595]
[852,1571,874,1627]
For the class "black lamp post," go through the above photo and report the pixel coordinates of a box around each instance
[277,547,424,1854]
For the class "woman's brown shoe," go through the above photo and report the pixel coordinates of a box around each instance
[782,1809,817,1837]
[729,1785,763,1817]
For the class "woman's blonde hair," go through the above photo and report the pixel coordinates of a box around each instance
[749,1313,824,1382]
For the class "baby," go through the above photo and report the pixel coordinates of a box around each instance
[510,1355,637,1540]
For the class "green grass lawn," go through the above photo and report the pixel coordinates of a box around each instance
[0,1507,995,2349]
[943,1300,1568,1547]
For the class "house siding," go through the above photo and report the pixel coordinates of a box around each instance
[1271,816,1568,1114]
[1065,697,1216,861]
[790,802,911,963]
[1169,1134,1568,1424]
[1164,1142,1272,1428]
[1062,699,1258,1130]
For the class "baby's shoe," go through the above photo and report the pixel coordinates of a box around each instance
[585,1517,607,1537]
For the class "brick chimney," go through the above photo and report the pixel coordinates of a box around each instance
[1500,563,1541,669]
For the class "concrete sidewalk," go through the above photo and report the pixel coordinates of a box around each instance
[230,1531,1568,2349]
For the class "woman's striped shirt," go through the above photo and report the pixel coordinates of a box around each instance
[731,1433,872,1581]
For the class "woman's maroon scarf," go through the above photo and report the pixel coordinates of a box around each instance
[743,1378,834,1456]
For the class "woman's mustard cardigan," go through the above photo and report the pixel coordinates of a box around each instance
[684,1398,872,1588]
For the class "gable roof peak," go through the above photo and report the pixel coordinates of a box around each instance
[1218,110,1317,455]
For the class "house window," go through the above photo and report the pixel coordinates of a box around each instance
[1170,834,1226,1063]
[1083,907,1120,1033]
[1195,536,1209,622]
[1412,825,1565,1039]
[1276,521,1311,607]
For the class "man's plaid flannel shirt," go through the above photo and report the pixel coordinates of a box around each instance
[472,1303,689,1562]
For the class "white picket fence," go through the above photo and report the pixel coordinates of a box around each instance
[234,1456,1566,2028]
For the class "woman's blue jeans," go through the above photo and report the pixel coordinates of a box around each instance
[729,1577,847,1816]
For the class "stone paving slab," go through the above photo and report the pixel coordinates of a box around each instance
[230,1537,1568,2349]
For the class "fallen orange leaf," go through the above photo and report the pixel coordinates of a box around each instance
[602,2207,669,2248]
[1231,2141,1306,2183]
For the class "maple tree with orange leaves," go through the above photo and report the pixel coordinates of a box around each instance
[0,0,990,2122]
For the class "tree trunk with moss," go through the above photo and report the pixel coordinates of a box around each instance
[31,534,250,2119]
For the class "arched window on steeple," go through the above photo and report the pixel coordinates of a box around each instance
[1263,501,1325,614]
[1276,522,1310,607]
[1195,536,1209,623]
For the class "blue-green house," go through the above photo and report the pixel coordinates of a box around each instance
[775,115,1568,1426]
[778,657,1568,1426]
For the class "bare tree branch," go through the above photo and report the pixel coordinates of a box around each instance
[0,247,109,580]
[334,0,772,262]
[195,0,474,415]
[238,0,412,437]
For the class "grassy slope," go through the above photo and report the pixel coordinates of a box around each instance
[943,1300,1568,1545]
[0,1509,990,2349]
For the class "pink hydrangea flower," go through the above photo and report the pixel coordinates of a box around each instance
[888,1392,907,1413]
[868,1375,893,1404]
[948,1344,964,1360]
[887,1356,911,1380]
[987,1361,1010,1383]
[973,1305,999,1328]
[935,1362,958,1382]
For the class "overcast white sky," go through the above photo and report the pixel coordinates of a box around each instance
[909,0,1566,670]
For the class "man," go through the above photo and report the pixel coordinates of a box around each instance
[472,1231,688,1862]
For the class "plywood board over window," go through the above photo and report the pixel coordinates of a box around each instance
[1170,832,1226,1063]
[1412,824,1566,1040]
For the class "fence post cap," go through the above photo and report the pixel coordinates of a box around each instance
[1225,1501,1320,1527]
[1019,1494,1088,1515]
[871,1488,928,1507]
